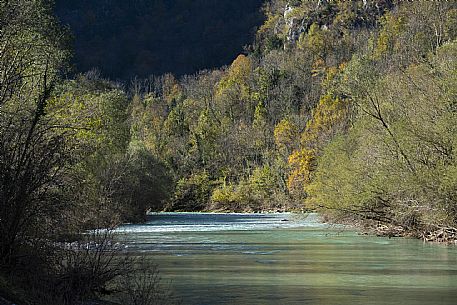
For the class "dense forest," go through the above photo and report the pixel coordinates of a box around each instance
[54,0,264,78]
[1,0,457,304]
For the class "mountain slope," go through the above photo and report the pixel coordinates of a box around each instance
[55,0,264,79]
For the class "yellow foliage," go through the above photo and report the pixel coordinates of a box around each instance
[228,54,252,83]
[373,13,406,59]
[274,118,299,150]
[216,54,253,106]
[211,184,236,204]
[298,23,327,58]
[162,74,183,105]
[287,148,316,194]
[304,94,348,142]
[258,13,280,36]
[311,58,326,77]
[322,63,345,87]
[287,93,349,195]
[211,182,251,210]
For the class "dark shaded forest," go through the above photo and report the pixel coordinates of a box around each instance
[55,0,264,79]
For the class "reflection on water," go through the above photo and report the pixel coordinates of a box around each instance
[116,213,457,305]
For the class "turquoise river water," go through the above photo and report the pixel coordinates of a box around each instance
[115,213,457,305]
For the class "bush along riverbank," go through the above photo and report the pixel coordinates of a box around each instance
[324,214,457,245]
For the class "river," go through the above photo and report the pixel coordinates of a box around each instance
[115,213,457,305]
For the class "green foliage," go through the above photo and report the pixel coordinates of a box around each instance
[252,102,269,149]
[373,13,406,59]
[110,0,457,226]
[3,4,457,302]
[118,147,173,220]
[248,165,277,200]
[0,0,72,269]
[308,40,457,231]
[50,76,130,154]
[192,109,224,165]
[170,172,213,211]
[216,55,253,114]
[6,0,450,233]
[211,183,247,211]
[0,2,175,302]
[125,0,457,215]
[210,165,280,212]
[298,23,328,58]
[265,35,284,52]
[249,0,457,232]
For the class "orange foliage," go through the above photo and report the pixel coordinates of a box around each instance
[287,92,349,195]
[287,148,316,194]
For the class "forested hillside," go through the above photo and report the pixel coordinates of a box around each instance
[55,0,264,78]
[1,0,457,304]
[126,0,457,241]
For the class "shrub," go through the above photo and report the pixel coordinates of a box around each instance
[169,172,212,211]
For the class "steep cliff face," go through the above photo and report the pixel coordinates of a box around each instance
[55,0,264,79]
[260,0,394,50]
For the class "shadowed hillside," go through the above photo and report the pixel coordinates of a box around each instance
[55,0,264,79]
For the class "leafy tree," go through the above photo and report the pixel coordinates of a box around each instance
[274,118,299,153]
[308,39,457,232]
[170,172,212,211]
[216,55,253,120]
[0,0,71,268]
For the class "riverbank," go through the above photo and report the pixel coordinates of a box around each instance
[328,215,457,245]
[366,223,457,244]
